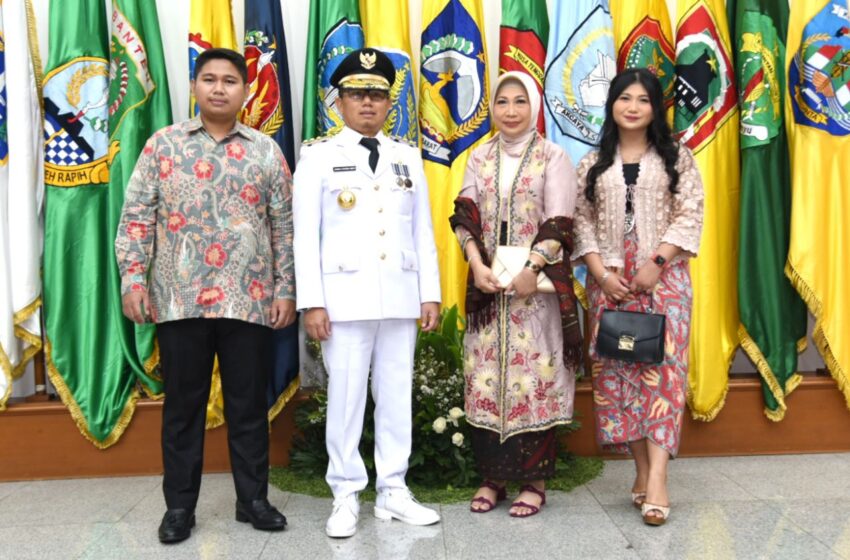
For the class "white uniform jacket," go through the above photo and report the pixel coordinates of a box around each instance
[293,126,441,322]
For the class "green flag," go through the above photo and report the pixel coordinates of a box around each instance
[43,0,127,447]
[499,0,549,134]
[108,0,172,396]
[734,0,806,421]
[301,0,363,140]
[41,0,170,448]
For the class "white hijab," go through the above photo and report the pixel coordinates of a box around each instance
[490,71,542,156]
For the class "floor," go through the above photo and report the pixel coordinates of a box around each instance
[2,454,850,559]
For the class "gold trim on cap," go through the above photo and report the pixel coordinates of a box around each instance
[338,74,391,91]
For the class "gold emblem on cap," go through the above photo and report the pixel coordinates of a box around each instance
[337,188,356,210]
[360,51,376,70]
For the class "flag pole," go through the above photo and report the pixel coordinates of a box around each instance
[26,335,50,402]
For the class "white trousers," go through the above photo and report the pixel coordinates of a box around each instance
[322,319,417,499]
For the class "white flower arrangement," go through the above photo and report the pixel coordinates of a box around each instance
[452,432,465,447]
[432,417,447,434]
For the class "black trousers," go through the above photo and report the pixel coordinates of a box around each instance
[157,318,272,510]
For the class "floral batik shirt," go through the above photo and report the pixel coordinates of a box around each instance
[115,118,294,327]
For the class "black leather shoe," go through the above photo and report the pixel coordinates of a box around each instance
[158,508,195,544]
[235,499,287,531]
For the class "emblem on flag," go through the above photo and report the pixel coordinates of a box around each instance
[673,4,737,152]
[317,20,364,134]
[188,33,213,72]
[243,30,284,136]
[381,48,418,143]
[188,33,213,78]
[500,30,545,85]
[419,0,490,167]
[620,17,676,106]
[43,58,114,187]
[109,5,156,126]
[188,32,213,116]
[738,18,782,146]
[789,2,850,135]
[544,4,615,149]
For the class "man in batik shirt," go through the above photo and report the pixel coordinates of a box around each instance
[115,48,293,544]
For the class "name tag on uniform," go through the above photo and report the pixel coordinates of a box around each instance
[333,166,356,172]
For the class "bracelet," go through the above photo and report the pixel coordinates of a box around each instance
[524,260,542,273]
[600,270,611,284]
[468,254,481,264]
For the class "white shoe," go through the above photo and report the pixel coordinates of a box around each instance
[326,494,359,538]
[374,488,440,526]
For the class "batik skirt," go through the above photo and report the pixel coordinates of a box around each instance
[470,426,558,481]
[586,231,692,457]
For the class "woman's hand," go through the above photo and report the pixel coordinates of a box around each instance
[600,270,631,304]
[505,268,538,299]
[629,262,662,294]
[471,260,503,293]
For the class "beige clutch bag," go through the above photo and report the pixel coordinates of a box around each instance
[490,246,555,293]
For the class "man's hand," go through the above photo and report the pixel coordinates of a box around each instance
[304,307,331,341]
[420,302,440,332]
[270,299,296,329]
[122,290,151,324]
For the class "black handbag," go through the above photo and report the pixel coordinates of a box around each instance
[596,298,666,364]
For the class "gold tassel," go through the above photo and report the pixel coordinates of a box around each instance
[785,263,850,411]
[738,324,793,422]
[687,381,729,422]
[44,339,139,449]
[268,376,301,423]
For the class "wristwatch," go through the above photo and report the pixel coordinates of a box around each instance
[651,253,667,267]
[524,260,542,273]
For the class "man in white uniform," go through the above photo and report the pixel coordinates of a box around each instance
[293,48,442,538]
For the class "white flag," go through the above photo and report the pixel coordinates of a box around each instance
[0,0,44,410]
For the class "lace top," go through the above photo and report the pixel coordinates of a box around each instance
[572,144,704,269]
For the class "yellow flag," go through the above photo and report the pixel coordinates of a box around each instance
[610,0,675,111]
[785,1,850,405]
[361,0,419,143]
[188,0,237,427]
[419,0,492,313]
[674,0,740,421]
[189,0,238,116]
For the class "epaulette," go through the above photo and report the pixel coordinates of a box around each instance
[389,134,419,148]
[301,135,330,146]
[302,127,344,147]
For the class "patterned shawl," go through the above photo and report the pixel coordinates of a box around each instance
[536,216,583,368]
[449,197,495,332]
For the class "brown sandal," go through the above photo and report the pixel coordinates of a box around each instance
[470,480,507,513]
[509,484,546,518]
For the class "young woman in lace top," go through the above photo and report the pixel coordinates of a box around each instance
[573,68,704,526]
